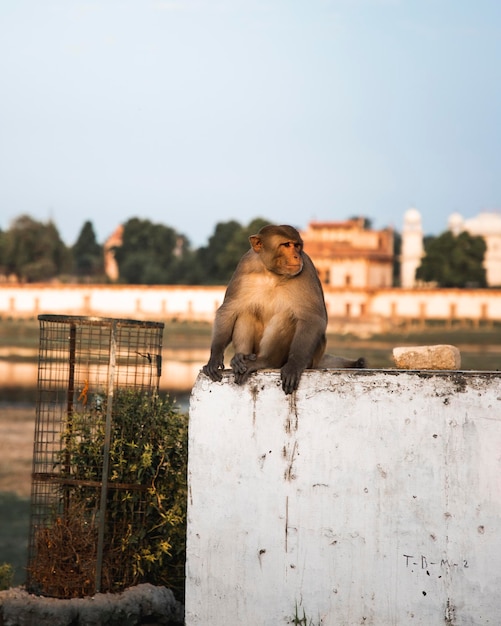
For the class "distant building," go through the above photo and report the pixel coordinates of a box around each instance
[301,218,394,288]
[400,208,424,288]
[103,225,124,282]
[448,211,501,287]
[400,208,501,288]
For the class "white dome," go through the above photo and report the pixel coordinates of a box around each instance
[448,212,464,235]
[403,208,422,228]
[448,212,463,226]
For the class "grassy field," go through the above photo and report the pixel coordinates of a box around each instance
[0,405,33,587]
[0,318,215,352]
[326,325,501,370]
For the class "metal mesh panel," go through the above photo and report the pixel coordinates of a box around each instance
[27,315,164,597]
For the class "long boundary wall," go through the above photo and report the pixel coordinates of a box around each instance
[187,369,501,625]
[2,284,501,324]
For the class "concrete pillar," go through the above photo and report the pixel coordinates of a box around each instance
[187,369,501,625]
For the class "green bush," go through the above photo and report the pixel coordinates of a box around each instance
[0,563,13,591]
[29,390,188,600]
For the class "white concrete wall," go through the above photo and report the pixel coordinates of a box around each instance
[370,288,501,320]
[186,369,501,625]
[0,285,225,321]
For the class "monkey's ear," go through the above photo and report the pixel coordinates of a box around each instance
[249,235,263,252]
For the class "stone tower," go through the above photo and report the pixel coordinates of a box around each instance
[400,207,424,288]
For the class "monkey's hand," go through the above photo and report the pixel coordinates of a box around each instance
[202,356,225,382]
[280,362,304,395]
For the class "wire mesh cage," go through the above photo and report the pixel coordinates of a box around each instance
[26,314,165,598]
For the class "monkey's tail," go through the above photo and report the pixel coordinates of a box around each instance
[318,354,367,369]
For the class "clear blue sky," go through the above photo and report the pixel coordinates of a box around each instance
[1,0,500,247]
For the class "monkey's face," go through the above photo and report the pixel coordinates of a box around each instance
[249,226,305,277]
[273,240,304,276]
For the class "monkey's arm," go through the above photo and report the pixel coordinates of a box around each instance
[202,303,236,382]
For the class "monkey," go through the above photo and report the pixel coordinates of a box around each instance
[202,224,365,395]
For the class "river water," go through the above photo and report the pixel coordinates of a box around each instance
[0,348,208,413]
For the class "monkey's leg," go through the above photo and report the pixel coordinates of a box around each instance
[232,315,292,384]
[230,314,262,379]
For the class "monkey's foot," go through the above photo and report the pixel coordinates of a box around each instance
[230,352,256,375]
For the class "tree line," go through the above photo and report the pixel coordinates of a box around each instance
[0,213,487,287]
[0,214,271,285]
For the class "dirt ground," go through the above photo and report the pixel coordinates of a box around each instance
[0,404,35,498]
